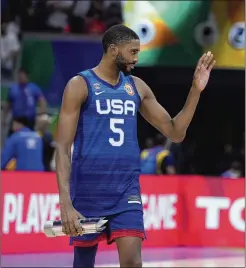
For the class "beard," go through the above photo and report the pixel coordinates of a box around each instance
[115,53,132,76]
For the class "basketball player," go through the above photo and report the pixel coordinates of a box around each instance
[55,24,215,267]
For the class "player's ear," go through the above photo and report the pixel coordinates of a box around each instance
[109,44,118,58]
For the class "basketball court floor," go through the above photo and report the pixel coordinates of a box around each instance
[2,247,244,267]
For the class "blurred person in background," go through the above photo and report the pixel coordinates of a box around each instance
[36,113,55,171]
[155,136,176,175]
[1,117,44,171]
[85,0,106,34]
[221,160,243,179]
[140,134,176,175]
[1,22,20,79]
[217,142,240,175]
[68,1,91,33]
[140,135,163,174]
[145,137,154,149]
[3,68,47,135]
[46,0,75,33]
[181,140,197,174]
[103,2,123,29]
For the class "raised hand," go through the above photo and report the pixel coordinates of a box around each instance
[192,51,216,92]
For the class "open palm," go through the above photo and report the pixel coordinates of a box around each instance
[192,52,216,92]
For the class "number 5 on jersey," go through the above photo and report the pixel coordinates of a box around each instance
[109,118,124,147]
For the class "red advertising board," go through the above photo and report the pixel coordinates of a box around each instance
[1,172,244,254]
[182,176,245,248]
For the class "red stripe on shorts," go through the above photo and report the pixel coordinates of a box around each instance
[108,229,145,244]
[71,233,107,247]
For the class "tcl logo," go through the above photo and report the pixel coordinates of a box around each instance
[196,196,245,232]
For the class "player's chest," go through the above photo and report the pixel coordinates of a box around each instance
[90,84,140,117]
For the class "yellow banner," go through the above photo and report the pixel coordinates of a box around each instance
[123,0,245,68]
[200,0,245,68]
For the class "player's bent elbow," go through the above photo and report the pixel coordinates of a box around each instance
[170,133,186,143]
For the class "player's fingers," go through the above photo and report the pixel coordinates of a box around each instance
[203,52,213,67]
[69,219,78,237]
[75,212,85,235]
[197,53,206,68]
[194,53,206,75]
[62,219,71,235]
[74,218,84,236]
[207,60,216,72]
[64,211,77,236]
[205,54,214,68]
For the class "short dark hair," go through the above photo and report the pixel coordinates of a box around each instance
[18,68,28,75]
[13,116,29,127]
[102,24,139,53]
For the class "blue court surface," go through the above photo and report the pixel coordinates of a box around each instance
[2,247,244,267]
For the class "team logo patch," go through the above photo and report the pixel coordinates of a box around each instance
[93,83,101,90]
[124,83,134,96]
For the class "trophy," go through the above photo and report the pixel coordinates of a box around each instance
[43,218,108,237]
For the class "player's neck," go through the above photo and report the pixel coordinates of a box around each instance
[95,58,121,85]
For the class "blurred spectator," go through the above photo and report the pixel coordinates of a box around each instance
[36,114,55,171]
[68,1,91,33]
[221,161,243,179]
[85,0,106,34]
[156,138,176,175]
[1,117,44,171]
[180,140,197,174]
[1,22,20,79]
[6,0,123,34]
[145,137,154,149]
[3,68,47,134]
[104,2,123,29]
[140,134,176,175]
[46,1,75,32]
[217,143,241,175]
[140,146,160,174]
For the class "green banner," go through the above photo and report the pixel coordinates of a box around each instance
[123,0,245,68]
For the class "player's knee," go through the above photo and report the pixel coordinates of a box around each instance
[120,256,142,267]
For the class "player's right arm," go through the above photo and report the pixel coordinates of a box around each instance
[55,75,87,236]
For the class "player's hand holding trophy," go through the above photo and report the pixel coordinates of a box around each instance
[43,218,108,237]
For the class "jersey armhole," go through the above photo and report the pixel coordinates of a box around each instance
[128,76,142,104]
[77,73,92,112]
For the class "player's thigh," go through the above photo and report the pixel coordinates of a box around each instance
[73,244,98,268]
[109,210,145,267]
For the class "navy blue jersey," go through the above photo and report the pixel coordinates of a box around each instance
[1,127,44,171]
[70,70,142,216]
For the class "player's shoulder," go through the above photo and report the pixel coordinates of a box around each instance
[7,131,19,143]
[9,82,18,91]
[131,76,150,89]
[131,75,144,84]
[131,76,152,100]
[68,75,87,88]
[64,75,88,100]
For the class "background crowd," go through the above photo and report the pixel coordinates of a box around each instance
[1,0,244,179]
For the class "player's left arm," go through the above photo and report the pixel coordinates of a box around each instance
[33,84,47,114]
[1,135,16,169]
[135,52,215,143]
